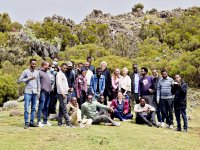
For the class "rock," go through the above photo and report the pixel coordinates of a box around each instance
[10,109,23,117]
[3,101,18,110]
[17,96,24,102]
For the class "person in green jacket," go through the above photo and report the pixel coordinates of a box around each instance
[81,95,120,126]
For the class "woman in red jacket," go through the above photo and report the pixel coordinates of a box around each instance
[110,91,133,121]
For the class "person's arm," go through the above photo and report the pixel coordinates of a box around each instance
[127,76,131,92]
[157,79,161,103]
[134,105,143,113]
[138,79,141,97]
[90,76,94,95]
[148,104,156,112]
[56,73,66,98]
[67,104,71,114]
[180,82,188,93]
[101,76,105,95]
[111,76,118,90]
[96,101,110,110]
[18,70,30,83]
[75,77,80,98]
[37,72,41,95]
[71,72,75,89]
[123,100,130,114]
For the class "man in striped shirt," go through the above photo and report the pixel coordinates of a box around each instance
[157,70,174,128]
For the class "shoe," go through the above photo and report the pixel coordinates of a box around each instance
[183,129,187,133]
[44,121,52,126]
[78,124,85,128]
[66,123,75,128]
[161,122,165,128]
[29,123,38,127]
[113,122,121,127]
[169,125,174,129]
[152,122,159,128]
[147,121,153,127]
[58,123,63,126]
[37,122,44,127]
[24,124,29,129]
[176,128,181,132]
[157,122,161,126]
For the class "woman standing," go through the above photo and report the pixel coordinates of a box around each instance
[111,68,121,99]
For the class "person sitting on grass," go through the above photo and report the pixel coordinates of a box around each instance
[97,95,110,116]
[134,97,159,127]
[67,97,83,127]
[110,91,133,121]
[81,95,120,126]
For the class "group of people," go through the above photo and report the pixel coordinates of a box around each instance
[18,56,188,133]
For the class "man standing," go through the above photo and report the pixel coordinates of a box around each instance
[131,64,140,104]
[90,68,105,101]
[87,56,95,74]
[134,97,159,127]
[84,62,93,94]
[173,74,188,132]
[138,67,155,107]
[152,69,162,125]
[37,61,52,127]
[56,63,73,127]
[81,95,120,126]
[18,59,40,129]
[157,70,174,129]
[101,61,112,105]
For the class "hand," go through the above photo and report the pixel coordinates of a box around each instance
[123,110,127,114]
[28,76,35,81]
[70,88,74,92]
[62,94,67,99]
[142,108,148,112]
[149,89,154,93]
[110,107,114,113]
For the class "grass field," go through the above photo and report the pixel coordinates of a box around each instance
[0,89,200,150]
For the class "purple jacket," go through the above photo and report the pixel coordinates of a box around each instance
[138,76,154,96]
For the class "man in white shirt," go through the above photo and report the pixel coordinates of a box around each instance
[56,63,73,127]
[84,62,93,94]
[134,97,159,127]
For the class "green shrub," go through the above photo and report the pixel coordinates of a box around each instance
[0,74,18,106]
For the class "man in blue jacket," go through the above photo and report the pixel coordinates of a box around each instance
[90,67,105,101]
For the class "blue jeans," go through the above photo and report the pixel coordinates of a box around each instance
[114,109,133,121]
[24,93,37,125]
[37,90,50,124]
[175,108,188,130]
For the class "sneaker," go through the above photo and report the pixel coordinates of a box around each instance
[66,123,75,128]
[44,121,52,126]
[169,125,174,129]
[161,122,165,128]
[78,124,85,128]
[24,124,29,129]
[113,122,121,127]
[58,123,63,127]
[29,123,38,127]
[183,129,188,133]
[157,122,161,126]
[37,122,44,127]
[176,128,181,132]
[152,122,159,128]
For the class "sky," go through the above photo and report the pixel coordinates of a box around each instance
[0,0,199,24]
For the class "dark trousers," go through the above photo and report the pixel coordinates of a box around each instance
[136,112,156,124]
[48,91,57,114]
[103,89,112,105]
[37,90,50,124]
[142,95,155,107]
[154,95,162,122]
[161,98,174,125]
[134,93,139,104]
[113,109,133,121]
[92,115,115,125]
[175,108,188,130]
[57,94,70,125]
[78,90,87,108]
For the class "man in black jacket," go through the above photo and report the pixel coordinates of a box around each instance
[173,74,188,132]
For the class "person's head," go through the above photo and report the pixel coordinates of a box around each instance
[81,68,87,77]
[114,68,120,77]
[52,58,58,66]
[96,67,102,77]
[41,61,49,71]
[152,69,159,78]
[117,91,123,100]
[71,97,78,106]
[139,97,146,107]
[122,67,128,76]
[175,74,182,83]
[67,61,73,70]
[60,63,68,73]
[77,63,84,69]
[84,62,90,70]
[101,61,107,71]
[98,95,105,104]
[29,59,37,70]
[132,64,138,73]
[161,69,168,79]
[87,95,93,103]
[141,67,148,76]
[87,56,92,64]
